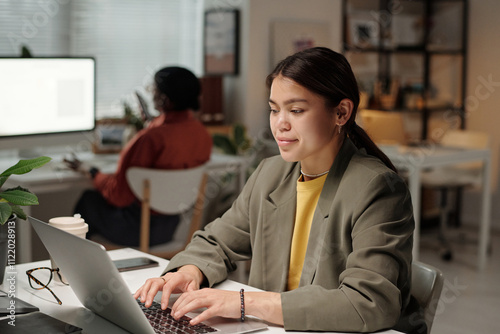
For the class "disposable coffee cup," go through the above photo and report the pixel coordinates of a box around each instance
[48,214,88,283]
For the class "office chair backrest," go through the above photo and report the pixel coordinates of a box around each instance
[411,261,444,333]
[126,164,208,257]
[358,109,409,145]
[127,164,206,215]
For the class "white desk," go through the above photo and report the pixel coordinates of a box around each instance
[1,248,402,334]
[0,152,248,263]
[380,144,492,270]
[0,152,247,197]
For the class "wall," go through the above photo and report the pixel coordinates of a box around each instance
[242,0,342,140]
[462,0,500,230]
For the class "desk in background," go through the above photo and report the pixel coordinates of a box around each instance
[0,152,248,263]
[1,248,403,334]
[380,144,492,270]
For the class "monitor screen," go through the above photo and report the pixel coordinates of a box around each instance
[0,57,95,140]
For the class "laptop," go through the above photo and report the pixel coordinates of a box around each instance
[29,216,268,334]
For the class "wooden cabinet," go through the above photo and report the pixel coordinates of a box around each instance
[199,76,224,125]
[342,0,467,141]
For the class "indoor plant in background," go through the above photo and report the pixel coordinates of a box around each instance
[211,123,251,156]
[0,156,51,283]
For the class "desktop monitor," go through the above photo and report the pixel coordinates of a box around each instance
[0,57,96,156]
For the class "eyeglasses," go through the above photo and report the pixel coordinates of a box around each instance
[26,267,69,305]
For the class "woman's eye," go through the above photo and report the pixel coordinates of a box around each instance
[291,109,303,113]
[269,108,278,114]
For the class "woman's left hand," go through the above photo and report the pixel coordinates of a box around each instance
[63,153,90,174]
[171,288,241,325]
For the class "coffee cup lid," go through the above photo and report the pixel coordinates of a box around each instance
[48,214,86,228]
[61,224,89,235]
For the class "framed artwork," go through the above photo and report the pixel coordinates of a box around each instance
[204,9,240,75]
[271,20,330,69]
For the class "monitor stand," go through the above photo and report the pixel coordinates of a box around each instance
[18,147,47,159]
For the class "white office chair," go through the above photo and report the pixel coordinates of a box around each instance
[421,129,489,260]
[91,164,208,259]
[411,261,444,334]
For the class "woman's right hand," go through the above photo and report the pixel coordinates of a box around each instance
[133,265,204,310]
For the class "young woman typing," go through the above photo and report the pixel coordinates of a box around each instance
[135,47,420,333]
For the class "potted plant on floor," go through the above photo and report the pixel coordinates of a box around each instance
[0,156,51,283]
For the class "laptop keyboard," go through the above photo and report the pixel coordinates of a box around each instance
[137,299,218,334]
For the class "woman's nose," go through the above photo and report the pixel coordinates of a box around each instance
[275,113,290,131]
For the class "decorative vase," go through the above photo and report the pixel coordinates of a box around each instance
[0,215,15,285]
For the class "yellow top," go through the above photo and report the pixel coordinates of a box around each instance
[287,173,328,291]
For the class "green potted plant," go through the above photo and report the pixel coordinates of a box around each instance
[0,156,51,282]
[211,123,251,156]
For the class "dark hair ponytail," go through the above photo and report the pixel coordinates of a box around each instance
[347,122,397,173]
[267,47,397,173]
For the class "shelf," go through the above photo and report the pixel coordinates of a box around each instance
[345,46,424,53]
[378,104,459,113]
[343,0,467,140]
[426,48,465,55]
[344,46,464,55]
[345,46,464,55]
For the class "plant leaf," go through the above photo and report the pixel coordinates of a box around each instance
[0,202,12,225]
[4,185,30,193]
[0,188,39,206]
[212,134,237,155]
[0,156,51,177]
[11,204,27,220]
[233,124,247,148]
[0,175,7,188]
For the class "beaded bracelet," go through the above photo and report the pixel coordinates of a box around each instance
[239,288,245,322]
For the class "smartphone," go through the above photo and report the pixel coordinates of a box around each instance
[113,257,159,272]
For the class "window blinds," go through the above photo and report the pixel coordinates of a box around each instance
[0,0,203,118]
[0,0,71,56]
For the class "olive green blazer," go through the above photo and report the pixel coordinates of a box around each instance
[166,139,415,332]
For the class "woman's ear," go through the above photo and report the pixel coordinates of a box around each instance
[336,99,354,126]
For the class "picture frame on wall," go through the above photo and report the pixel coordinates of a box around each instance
[204,9,239,75]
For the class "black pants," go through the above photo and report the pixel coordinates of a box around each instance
[74,190,179,247]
